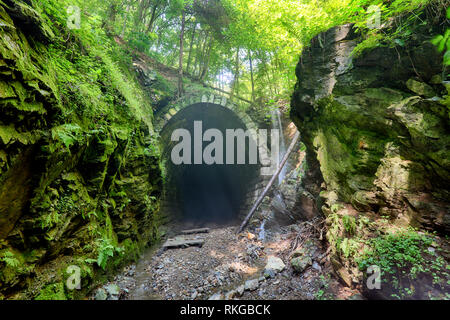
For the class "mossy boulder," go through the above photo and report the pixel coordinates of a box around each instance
[291,20,450,234]
[290,9,450,299]
[406,78,435,98]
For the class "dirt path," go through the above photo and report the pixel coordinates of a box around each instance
[92,221,361,300]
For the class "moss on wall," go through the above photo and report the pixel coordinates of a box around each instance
[290,9,450,299]
[0,0,163,299]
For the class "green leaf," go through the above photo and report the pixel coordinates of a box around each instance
[431,35,443,46]
[444,51,450,66]
[394,39,405,47]
[51,124,82,150]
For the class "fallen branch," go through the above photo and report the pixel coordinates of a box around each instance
[237,130,301,234]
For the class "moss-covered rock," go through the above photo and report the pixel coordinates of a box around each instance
[290,8,450,299]
[0,0,163,299]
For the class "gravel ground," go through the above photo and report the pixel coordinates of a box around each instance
[92,222,360,300]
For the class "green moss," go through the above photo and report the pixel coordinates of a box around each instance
[35,283,67,300]
[0,0,163,299]
[152,73,176,96]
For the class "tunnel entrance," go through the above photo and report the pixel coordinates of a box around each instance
[160,103,260,226]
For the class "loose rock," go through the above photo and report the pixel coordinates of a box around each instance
[264,256,285,274]
[291,256,312,273]
[244,279,260,291]
[94,288,108,300]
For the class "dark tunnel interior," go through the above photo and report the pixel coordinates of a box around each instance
[161,103,260,226]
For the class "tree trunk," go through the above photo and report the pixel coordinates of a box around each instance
[135,0,150,32]
[121,4,130,37]
[104,2,118,35]
[186,23,197,75]
[146,3,159,34]
[193,30,204,77]
[178,10,186,98]
[237,130,300,234]
[249,49,255,102]
[231,47,240,100]
[198,32,209,78]
[200,37,213,81]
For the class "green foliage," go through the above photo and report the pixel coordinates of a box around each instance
[51,124,82,152]
[96,238,124,270]
[0,0,164,298]
[342,215,356,236]
[152,73,177,96]
[0,249,35,286]
[128,31,158,53]
[357,229,450,298]
[337,237,359,258]
[0,251,20,269]
[34,0,152,133]
[358,229,429,275]
[314,274,334,300]
[351,33,383,58]
[3,0,447,300]
[351,0,433,57]
[32,0,438,119]
[91,214,125,270]
[431,7,450,66]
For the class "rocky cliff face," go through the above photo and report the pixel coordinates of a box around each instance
[291,10,449,298]
[0,1,162,299]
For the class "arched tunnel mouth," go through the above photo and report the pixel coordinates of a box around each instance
[160,103,261,226]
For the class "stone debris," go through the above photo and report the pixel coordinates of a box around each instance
[225,290,237,300]
[244,279,260,291]
[91,224,359,300]
[291,256,312,273]
[94,284,123,300]
[208,292,224,300]
[106,284,120,296]
[94,288,108,300]
[312,261,322,272]
[264,256,285,274]
[236,285,245,297]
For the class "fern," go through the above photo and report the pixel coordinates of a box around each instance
[96,238,124,270]
[0,251,20,268]
[342,215,356,235]
[51,123,82,151]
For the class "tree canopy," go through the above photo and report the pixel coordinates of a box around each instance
[38,0,435,112]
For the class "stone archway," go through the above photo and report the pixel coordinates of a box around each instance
[156,98,270,225]
[155,93,258,132]
[155,92,273,176]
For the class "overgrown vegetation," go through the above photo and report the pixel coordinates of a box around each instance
[357,229,450,299]
[43,0,438,118]
[1,0,449,300]
[324,201,450,300]
[0,0,162,299]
